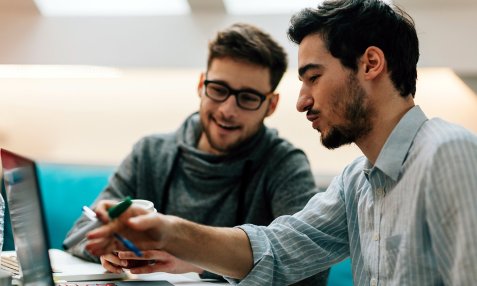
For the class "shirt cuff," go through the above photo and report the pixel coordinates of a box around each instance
[237,224,271,265]
[223,225,275,285]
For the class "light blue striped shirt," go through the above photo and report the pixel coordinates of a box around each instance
[236,106,477,285]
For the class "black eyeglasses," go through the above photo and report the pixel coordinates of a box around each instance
[203,79,272,111]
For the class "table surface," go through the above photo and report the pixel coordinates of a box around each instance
[2,250,227,286]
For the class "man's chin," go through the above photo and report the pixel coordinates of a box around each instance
[209,141,237,155]
[321,130,354,150]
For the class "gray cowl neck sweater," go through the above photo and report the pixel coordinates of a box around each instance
[165,113,270,226]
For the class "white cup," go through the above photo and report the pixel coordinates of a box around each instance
[131,199,156,212]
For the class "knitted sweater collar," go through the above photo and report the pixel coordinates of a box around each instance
[176,112,273,177]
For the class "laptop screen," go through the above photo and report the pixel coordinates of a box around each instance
[1,150,174,286]
[1,149,55,286]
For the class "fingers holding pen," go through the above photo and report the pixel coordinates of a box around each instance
[85,207,163,256]
[127,211,164,231]
[85,197,177,258]
[89,200,151,238]
[86,231,122,257]
[93,199,123,223]
[85,200,135,257]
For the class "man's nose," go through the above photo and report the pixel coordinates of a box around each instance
[296,85,313,112]
[219,94,240,112]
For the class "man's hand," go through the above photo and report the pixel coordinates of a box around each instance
[85,199,254,279]
[85,200,172,256]
[116,250,204,274]
[99,250,203,275]
[100,253,125,274]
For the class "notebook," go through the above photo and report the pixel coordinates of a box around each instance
[0,148,173,286]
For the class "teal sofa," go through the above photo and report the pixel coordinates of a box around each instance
[1,163,352,285]
[2,163,115,250]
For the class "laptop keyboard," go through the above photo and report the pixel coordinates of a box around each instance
[0,253,21,279]
[55,282,117,286]
[1,254,119,286]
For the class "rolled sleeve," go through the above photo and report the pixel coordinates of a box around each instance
[223,224,274,285]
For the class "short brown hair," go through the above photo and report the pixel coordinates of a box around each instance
[207,23,288,91]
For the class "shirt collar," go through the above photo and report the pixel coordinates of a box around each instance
[370,105,428,182]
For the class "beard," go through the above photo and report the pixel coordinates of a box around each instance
[202,124,243,154]
[198,98,270,155]
[321,73,374,149]
[199,112,265,155]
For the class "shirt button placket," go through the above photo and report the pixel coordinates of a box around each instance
[373,232,380,241]
[374,186,384,285]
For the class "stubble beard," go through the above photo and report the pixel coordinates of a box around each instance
[202,126,241,154]
[321,73,374,150]
[199,100,270,155]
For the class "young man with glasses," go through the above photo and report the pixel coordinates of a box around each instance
[65,23,328,285]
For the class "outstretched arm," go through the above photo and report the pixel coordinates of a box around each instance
[86,201,254,279]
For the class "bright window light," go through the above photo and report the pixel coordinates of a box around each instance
[34,0,393,16]
[34,0,191,16]
[224,0,317,15]
[224,0,393,15]
[0,65,122,78]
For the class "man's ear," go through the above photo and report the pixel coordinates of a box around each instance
[361,46,386,80]
[197,73,206,98]
[265,93,279,117]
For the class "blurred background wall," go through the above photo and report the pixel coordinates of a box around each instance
[1,0,476,177]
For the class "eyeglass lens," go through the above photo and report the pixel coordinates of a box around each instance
[205,81,264,110]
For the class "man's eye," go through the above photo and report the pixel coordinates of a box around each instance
[309,75,320,83]
[212,86,228,94]
[240,93,260,102]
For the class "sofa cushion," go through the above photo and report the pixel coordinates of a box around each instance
[2,163,115,250]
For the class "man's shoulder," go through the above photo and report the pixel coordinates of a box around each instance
[261,136,310,170]
[405,118,477,173]
[132,131,178,154]
[263,126,304,154]
[417,118,477,151]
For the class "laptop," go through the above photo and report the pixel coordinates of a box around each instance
[1,148,173,286]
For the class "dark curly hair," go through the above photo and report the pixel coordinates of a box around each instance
[288,0,419,97]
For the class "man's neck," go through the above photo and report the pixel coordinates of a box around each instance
[197,133,225,156]
[356,95,415,165]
